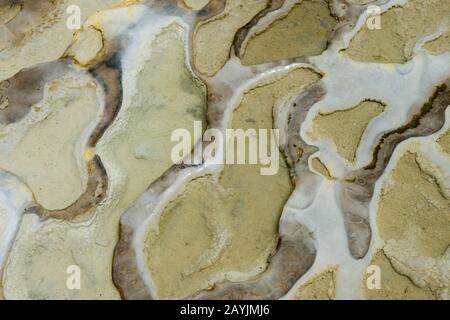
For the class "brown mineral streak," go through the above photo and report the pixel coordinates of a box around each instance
[284,82,325,175]
[113,160,317,300]
[191,221,315,300]
[195,0,227,20]
[26,54,123,221]
[63,25,106,68]
[113,224,150,299]
[339,81,450,259]
[233,0,285,57]
[113,164,197,300]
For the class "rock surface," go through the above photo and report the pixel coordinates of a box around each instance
[0,0,448,300]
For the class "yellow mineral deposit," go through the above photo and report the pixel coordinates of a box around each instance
[438,130,450,154]
[364,250,436,300]
[0,2,20,26]
[241,0,338,65]
[65,26,104,66]
[423,30,450,56]
[377,152,449,258]
[295,267,337,300]
[193,0,269,76]
[370,147,450,300]
[344,0,450,63]
[308,100,385,163]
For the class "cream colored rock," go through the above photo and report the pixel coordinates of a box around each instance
[0,77,101,210]
[3,20,207,299]
[66,26,104,66]
[0,0,125,80]
[345,0,450,63]
[241,0,338,65]
[295,267,337,300]
[193,0,269,76]
[1,0,449,301]
[183,0,211,10]
[308,100,385,163]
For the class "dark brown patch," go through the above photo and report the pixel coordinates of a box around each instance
[195,0,227,20]
[0,0,62,48]
[0,60,70,125]
[27,54,123,221]
[32,155,108,220]
[112,224,153,300]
